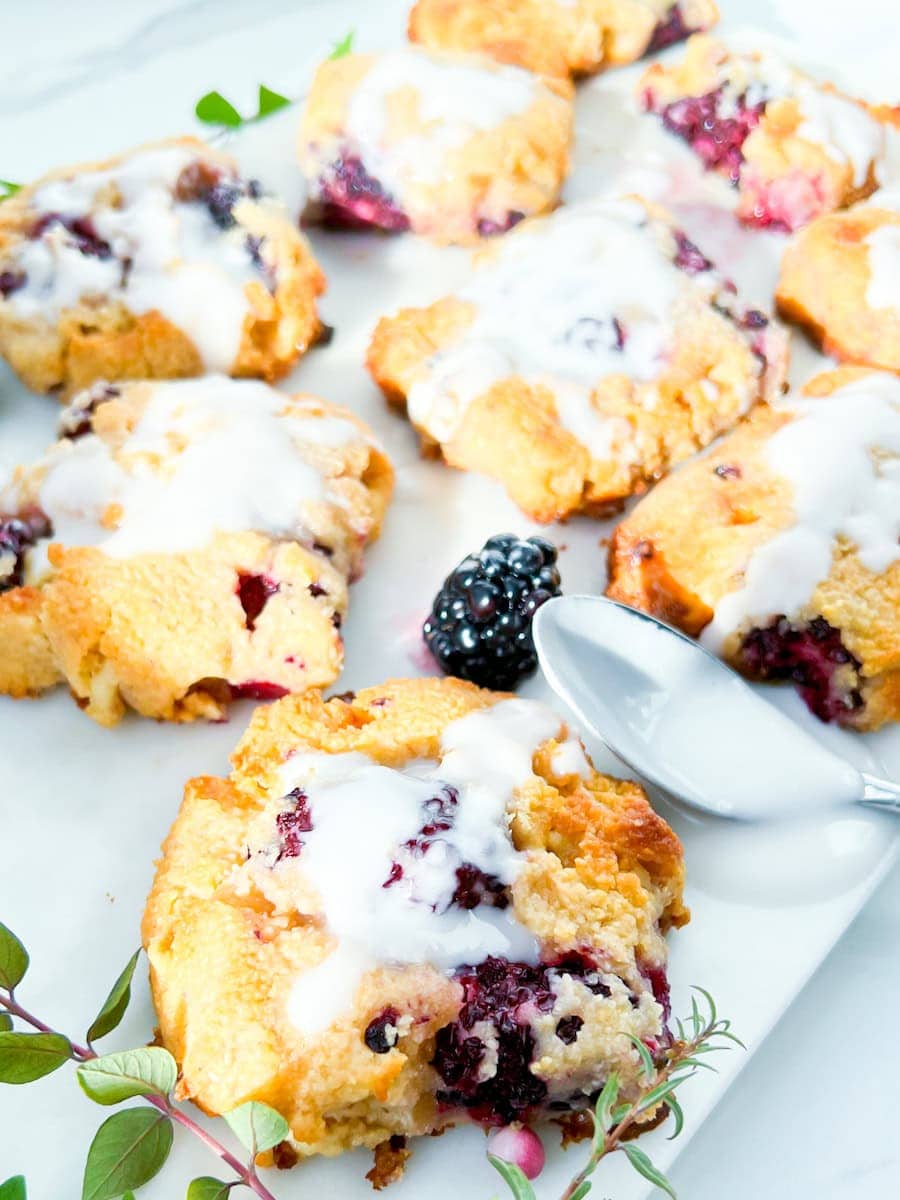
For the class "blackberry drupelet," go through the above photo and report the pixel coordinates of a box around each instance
[423,534,561,689]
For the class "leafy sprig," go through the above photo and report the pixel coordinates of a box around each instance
[328,30,355,60]
[195,83,291,130]
[0,921,287,1200]
[490,988,743,1200]
[193,30,354,129]
[0,180,20,201]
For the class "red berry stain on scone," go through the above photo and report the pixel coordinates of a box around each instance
[739,615,864,724]
[0,509,52,591]
[275,787,314,860]
[236,572,280,632]
[364,1007,401,1053]
[433,953,656,1125]
[0,270,26,298]
[476,211,525,237]
[317,156,411,233]
[672,230,713,274]
[31,212,113,259]
[645,4,693,55]
[651,87,765,185]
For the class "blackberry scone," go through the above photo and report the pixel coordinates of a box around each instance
[408,0,718,79]
[298,47,574,244]
[607,367,900,730]
[640,36,900,232]
[0,137,325,396]
[143,677,688,1165]
[367,196,788,522]
[777,187,900,371]
[0,377,392,725]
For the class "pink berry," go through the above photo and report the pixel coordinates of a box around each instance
[487,1125,545,1181]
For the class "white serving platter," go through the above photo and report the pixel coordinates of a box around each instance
[1,1,897,1197]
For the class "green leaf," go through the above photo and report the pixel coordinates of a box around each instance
[592,1072,620,1146]
[0,1031,72,1083]
[82,1109,173,1200]
[223,1100,288,1155]
[87,951,141,1044]
[637,1075,693,1113]
[257,85,290,118]
[622,1145,677,1200]
[0,180,21,201]
[666,1093,685,1140]
[77,1047,177,1106]
[328,30,355,59]
[186,1179,231,1200]
[569,1184,592,1200]
[610,1102,631,1124]
[487,1157,537,1200]
[195,91,243,128]
[0,1177,26,1200]
[627,1034,656,1079]
[0,1014,11,1031]
[0,923,29,991]
[691,986,716,1025]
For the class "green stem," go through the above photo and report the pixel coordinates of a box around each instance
[0,990,278,1200]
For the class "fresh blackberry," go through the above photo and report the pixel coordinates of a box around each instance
[423,534,561,690]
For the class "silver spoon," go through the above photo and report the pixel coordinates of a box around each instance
[533,595,900,819]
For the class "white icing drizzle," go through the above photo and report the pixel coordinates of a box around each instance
[341,48,541,196]
[865,224,900,312]
[2,376,362,573]
[6,146,266,371]
[551,737,592,779]
[407,198,755,460]
[703,372,900,650]
[279,698,563,1036]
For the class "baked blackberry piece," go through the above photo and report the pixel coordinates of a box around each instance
[367,196,788,522]
[143,678,687,1164]
[0,137,325,396]
[408,0,718,79]
[298,46,573,244]
[0,377,392,725]
[777,187,900,371]
[640,35,900,232]
[607,367,900,730]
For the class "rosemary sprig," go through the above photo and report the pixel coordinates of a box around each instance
[490,988,743,1200]
[0,921,286,1200]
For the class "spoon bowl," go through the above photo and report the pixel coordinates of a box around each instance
[533,595,900,819]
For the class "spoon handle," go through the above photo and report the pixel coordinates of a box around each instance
[860,772,900,814]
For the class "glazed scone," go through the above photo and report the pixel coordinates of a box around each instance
[607,368,900,730]
[0,137,326,396]
[0,377,392,726]
[776,187,900,371]
[367,196,789,522]
[298,47,574,244]
[408,0,718,79]
[143,677,688,1164]
[639,36,900,232]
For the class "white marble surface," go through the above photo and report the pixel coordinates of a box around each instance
[0,1,898,1198]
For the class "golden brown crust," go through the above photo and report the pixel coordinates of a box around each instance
[776,200,900,371]
[607,367,900,729]
[298,51,574,244]
[0,137,325,396]
[143,678,687,1159]
[0,384,393,725]
[409,0,719,78]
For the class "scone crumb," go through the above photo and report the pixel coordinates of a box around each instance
[366,1135,411,1190]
